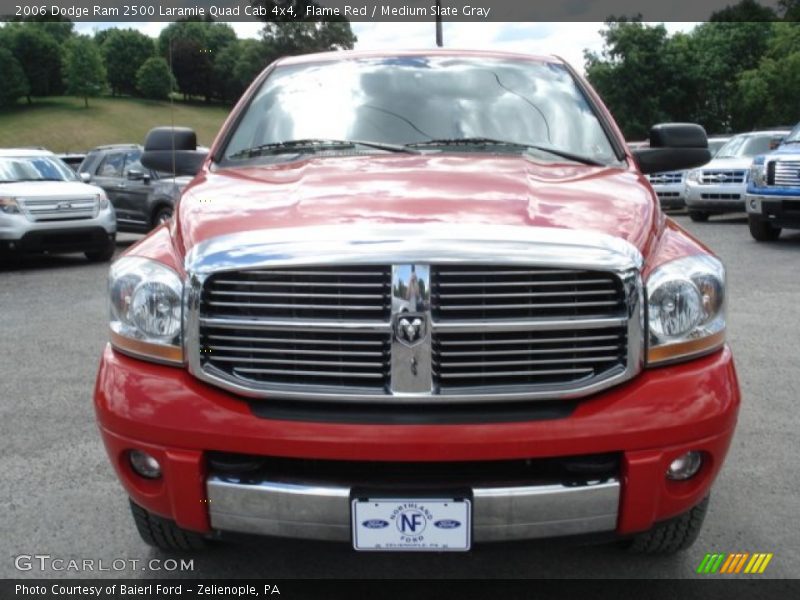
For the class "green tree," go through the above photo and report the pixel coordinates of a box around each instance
[136,57,175,100]
[0,47,29,108]
[261,21,357,57]
[235,39,274,95]
[102,29,155,96]
[584,20,678,139]
[689,21,774,131]
[736,22,800,127]
[710,0,777,21]
[6,25,63,102]
[158,20,237,102]
[63,36,107,108]
[779,0,800,20]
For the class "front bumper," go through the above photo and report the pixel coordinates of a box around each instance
[0,207,116,252]
[746,193,800,229]
[94,345,740,542]
[685,182,746,212]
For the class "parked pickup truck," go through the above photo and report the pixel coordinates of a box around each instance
[746,121,800,241]
[94,50,740,555]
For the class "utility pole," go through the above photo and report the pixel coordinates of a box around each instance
[435,0,443,47]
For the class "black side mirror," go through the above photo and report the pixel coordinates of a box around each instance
[127,169,144,181]
[632,123,710,175]
[141,127,208,177]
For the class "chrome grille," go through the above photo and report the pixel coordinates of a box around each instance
[203,266,391,321]
[771,159,800,186]
[430,266,624,320]
[20,196,98,221]
[434,326,627,389]
[199,326,391,389]
[699,170,745,185]
[648,172,683,185]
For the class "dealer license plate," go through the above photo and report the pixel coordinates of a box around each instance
[352,498,471,551]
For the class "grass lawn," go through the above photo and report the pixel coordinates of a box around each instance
[0,96,231,154]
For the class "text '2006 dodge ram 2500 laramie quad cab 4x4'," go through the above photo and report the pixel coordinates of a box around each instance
[94,50,740,555]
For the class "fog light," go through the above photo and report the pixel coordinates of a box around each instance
[129,450,162,479]
[750,199,757,210]
[666,451,703,480]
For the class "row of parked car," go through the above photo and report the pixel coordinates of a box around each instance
[0,144,185,262]
[633,124,800,241]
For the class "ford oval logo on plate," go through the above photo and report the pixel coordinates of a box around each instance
[434,519,462,529]
[361,519,390,529]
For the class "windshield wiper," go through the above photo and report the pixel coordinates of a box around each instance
[405,137,606,166]
[230,138,418,159]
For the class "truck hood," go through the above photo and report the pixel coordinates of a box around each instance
[177,154,656,256]
[0,180,104,198]
[700,157,754,170]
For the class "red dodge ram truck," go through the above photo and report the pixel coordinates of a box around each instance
[94,50,739,554]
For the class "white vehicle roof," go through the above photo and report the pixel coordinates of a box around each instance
[0,148,55,158]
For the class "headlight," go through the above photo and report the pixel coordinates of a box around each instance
[109,257,183,364]
[0,197,21,214]
[646,255,725,365]
[686,170,700,183]
[749,161,766,188]
[97,192,109,209]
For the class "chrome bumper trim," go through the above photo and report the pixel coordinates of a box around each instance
[207,476,620,543]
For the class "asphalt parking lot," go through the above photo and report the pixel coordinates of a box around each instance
[2,214,798,580]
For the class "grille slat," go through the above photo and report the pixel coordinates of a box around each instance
[214,356,383,368]
[436,300,621,311]
[206,333,384,346]
[209,345,384,357]
[438,279,614,288]
[436,368,595,379]
[234,367,387,380]
[440,345,620,357]
[210,290,385,300]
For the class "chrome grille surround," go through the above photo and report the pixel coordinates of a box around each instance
[185,225,644,404]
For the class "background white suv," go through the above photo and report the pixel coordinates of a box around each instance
[0,149,116,262]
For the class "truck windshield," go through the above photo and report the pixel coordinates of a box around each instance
[0,156,78,183]
[782,124,800,144]
[223,56,619,165]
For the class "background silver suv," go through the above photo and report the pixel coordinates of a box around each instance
[0,149,116,261]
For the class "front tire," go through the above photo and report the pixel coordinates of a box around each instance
[627,496,709,554]
[748,214,781,241]
[688,210,710,222]
[85,236,116,262]
[152,206,174,228]
[130,500,207,551]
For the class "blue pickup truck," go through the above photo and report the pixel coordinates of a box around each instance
[746,122,800,241]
